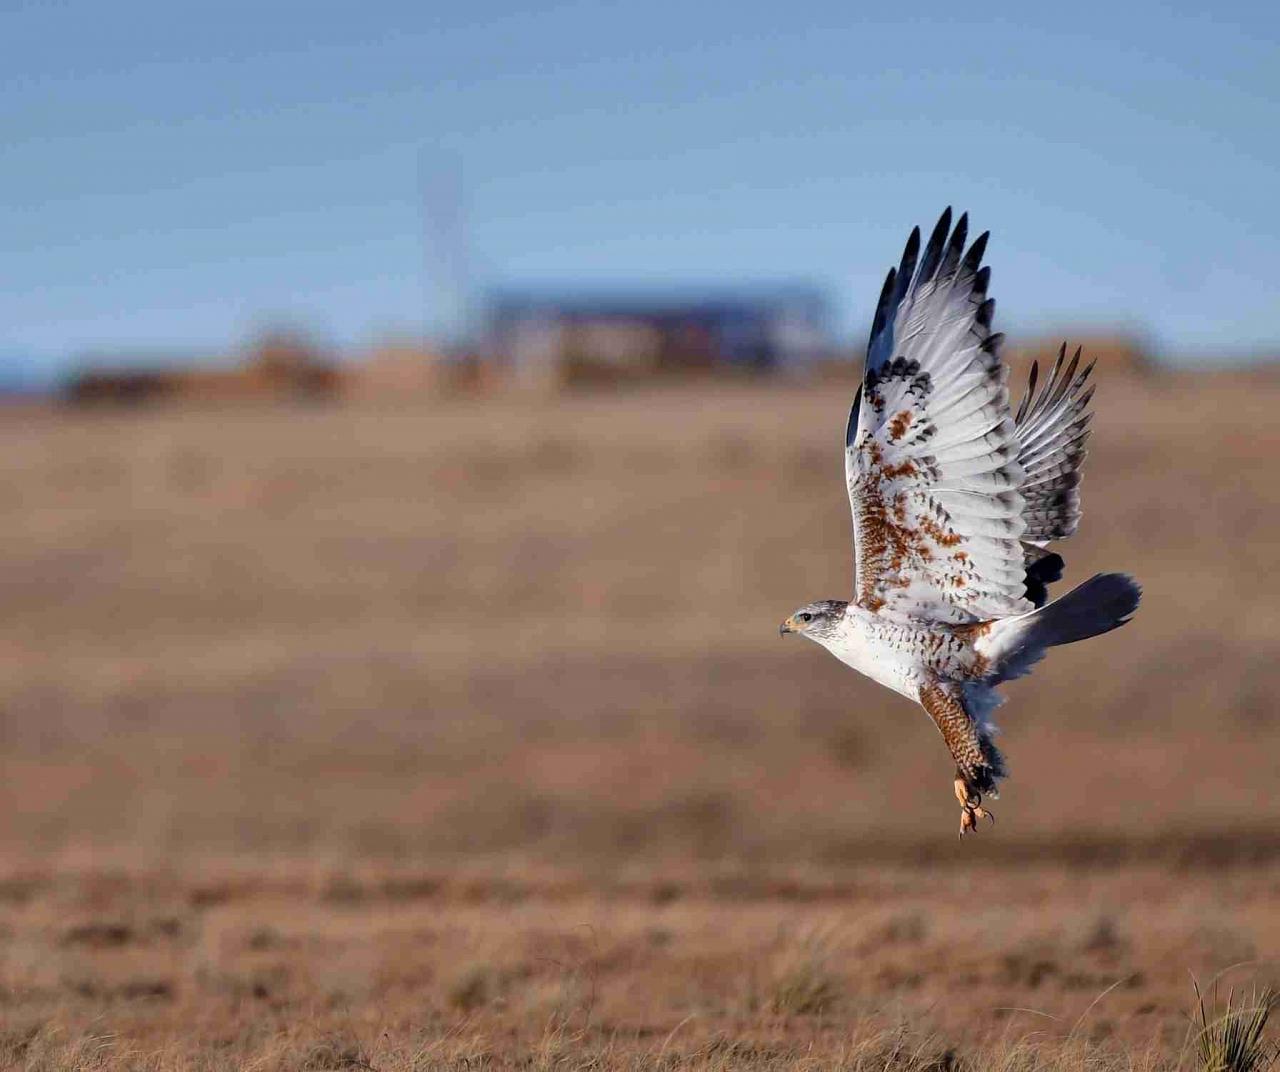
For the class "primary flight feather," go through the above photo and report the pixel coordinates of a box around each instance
[780,208,1141,837]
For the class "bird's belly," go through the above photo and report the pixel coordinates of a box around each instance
[822,631,922,701]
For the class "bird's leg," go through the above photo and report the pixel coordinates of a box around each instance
[954,771,995,838]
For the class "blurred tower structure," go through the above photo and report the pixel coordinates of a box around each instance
[420,154,479,355]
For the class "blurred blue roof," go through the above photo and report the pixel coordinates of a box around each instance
[487,282,830,322]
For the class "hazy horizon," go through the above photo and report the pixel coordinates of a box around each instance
[5,1,1278,376]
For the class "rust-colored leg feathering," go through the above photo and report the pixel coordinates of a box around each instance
[919,681,1004,838]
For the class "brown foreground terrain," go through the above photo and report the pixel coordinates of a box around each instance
[1,368,1278,1068]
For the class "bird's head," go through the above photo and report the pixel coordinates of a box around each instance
[779,600,847,638]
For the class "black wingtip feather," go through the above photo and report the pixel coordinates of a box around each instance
[1035,344,1067,403]
[1051,348,1082,405]
[919,208,952,281]
[900,226,921,276]
[938,213,969,280]
[870,267,897,340]
[962,231,990,274]
[974,265,991,298]
[1016,360,1040,424]
[976,297,996,330]
[892,229,918,308]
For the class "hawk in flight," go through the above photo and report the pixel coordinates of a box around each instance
[781,208,1141,837]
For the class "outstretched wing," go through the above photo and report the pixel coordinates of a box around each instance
[1012,345,1096,606]
[845,208,1031,624]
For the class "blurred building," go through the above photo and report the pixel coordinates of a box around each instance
[341,341,487,400]
[64,330,339,406]
[486,284,832,389]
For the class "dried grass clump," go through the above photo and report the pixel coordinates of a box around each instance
[1191,981,1278,1072]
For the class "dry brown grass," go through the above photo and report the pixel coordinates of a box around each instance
[1,369,1279,1068]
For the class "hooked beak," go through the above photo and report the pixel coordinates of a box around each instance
[779,616,796,636]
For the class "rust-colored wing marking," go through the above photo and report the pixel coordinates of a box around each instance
[845,208,1031,625]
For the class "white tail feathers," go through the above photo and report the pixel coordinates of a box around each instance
[976,573,1142,683]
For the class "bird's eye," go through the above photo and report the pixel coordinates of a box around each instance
[798,612,813,623]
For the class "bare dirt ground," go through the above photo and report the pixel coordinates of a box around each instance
[1,368,1278,1068]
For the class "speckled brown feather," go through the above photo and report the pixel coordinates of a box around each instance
[845,210,1032,625]
[789,210,1143,838]
[918,680,1004,796]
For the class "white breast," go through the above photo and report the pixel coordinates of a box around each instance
[809,607,924,701]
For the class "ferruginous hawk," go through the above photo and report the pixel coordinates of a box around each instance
[780,208,1141,838]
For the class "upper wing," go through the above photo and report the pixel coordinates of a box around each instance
[845,208,1032,624]
[1014,345,1096,539]
[1011,344,1096,606]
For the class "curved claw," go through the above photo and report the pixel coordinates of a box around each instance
[958,802,996,838]
[955,774,997,838]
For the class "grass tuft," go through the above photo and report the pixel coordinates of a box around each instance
[295,1034,377,1070]
[1191,980,1278,1072]
[765,931,842,1017]
[447,962,503,1012]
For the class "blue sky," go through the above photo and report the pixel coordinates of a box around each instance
[3,0,1277,375]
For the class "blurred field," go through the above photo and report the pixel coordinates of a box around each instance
[2,368,1279,1068]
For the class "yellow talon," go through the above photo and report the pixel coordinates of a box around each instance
[955,776,996,838]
